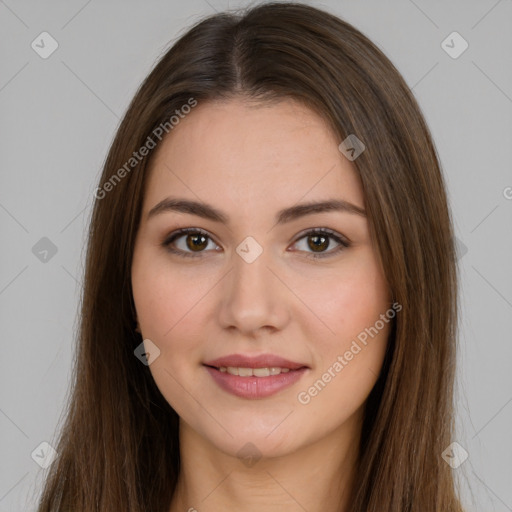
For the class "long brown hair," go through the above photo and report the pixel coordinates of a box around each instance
[36,2,464,510]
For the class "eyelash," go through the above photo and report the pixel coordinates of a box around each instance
[161,227,350,260]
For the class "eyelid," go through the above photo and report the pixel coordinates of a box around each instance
[289,228,350,260]
[162,227,220,258]
[291,227,351,246]
[162,226,350,259]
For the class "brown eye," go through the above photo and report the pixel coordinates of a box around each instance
[163,228,219,258]
[307,234,330,252]
[185,233,208,252]
[291,229,350,260]
[163,227,350,260]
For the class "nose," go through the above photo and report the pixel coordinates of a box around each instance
[217,241,290,336]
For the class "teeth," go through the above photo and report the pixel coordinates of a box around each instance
[238,367,253,377]
[220,366,292,377]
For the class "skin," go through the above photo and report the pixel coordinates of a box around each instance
[131,97,392,512]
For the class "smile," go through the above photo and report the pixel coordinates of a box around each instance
[217,366,291,376]
[204,365,309,399]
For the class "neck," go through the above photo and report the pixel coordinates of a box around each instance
[169,413,362,512]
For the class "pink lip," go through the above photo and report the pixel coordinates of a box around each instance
[203,353,308,370]
[204,366,309,399]
[203,353,309,399]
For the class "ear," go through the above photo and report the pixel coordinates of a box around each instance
[134,318,141,334]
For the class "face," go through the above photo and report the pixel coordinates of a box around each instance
[131,97,392,459]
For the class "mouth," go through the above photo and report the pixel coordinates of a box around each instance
[203,353,309,372]
[202,354,310,399]
[203,364,306,377]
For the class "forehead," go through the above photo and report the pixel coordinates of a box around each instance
[142,97,364,216]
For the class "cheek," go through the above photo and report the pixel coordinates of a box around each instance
[292,258,390,409]
[295,256,391,416]
[131,256,211,412]
[131,249,216,342]
[293,251,390,356]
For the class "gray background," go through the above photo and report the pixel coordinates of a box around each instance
[1,0,511,510]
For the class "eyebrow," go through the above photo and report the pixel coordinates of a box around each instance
[147,197,366,225]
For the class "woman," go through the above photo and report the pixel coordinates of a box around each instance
[37,2,465,511]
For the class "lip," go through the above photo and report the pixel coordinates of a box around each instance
[204,366,309,399]
[203,353,310,400]
[203,353,308,371]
